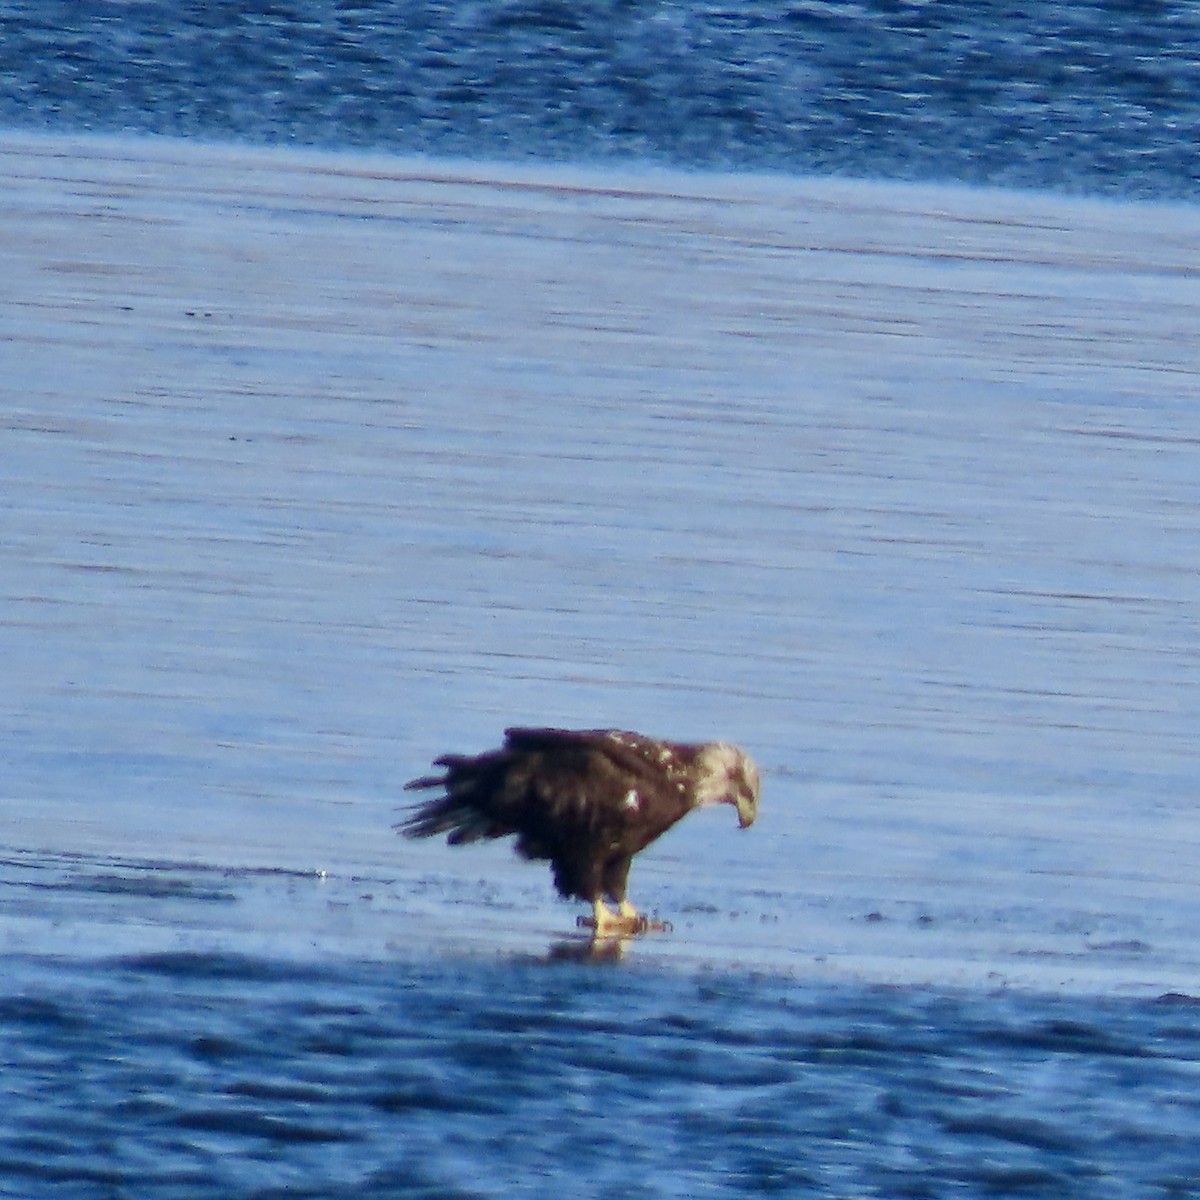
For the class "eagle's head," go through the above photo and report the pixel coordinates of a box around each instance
[694,742,760,828]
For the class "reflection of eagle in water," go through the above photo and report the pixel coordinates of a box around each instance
[398,727,760,936]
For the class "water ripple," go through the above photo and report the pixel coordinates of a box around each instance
[4,953,1200,1197]
[0,0,1197,197]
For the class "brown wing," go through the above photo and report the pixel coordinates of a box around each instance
[399,727,708,903]
[398,727,693,847]
[503,727,697,793]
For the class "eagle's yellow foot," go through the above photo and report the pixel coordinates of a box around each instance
[576,899,670,936]
[610,897,647,933]
[577,900,642,935]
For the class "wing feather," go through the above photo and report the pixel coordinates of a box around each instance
[504,727,692,795]
[398,727,704,901]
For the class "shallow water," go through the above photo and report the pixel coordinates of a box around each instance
[3,131,1200,1194]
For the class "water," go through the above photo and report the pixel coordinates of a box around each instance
[1,0,1198,199]
[5,950,1200,1199]
[3,3,1200,1190]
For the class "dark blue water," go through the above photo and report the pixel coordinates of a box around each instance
[1,0,1198,199]
[3,950,1200,1199]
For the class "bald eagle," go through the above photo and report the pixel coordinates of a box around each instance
[398,727,759,936]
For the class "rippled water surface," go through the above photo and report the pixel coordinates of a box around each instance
[2,0,1199,198]
[6,951,1200,1199]
[3,131,1200,1195]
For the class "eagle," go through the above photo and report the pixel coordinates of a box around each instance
[398,727,760,936]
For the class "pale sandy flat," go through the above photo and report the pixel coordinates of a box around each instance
[3,130,1199,993]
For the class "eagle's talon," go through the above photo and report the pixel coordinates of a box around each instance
[577,910,672,937]
[635,917,672,934]
[577,906,659,937]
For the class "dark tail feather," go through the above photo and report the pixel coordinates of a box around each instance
[396,754,512,845]
[397,797,498,844]
[403,772,447,793]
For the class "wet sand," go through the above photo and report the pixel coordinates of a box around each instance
[3,130,1199,992]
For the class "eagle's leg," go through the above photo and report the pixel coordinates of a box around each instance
[591,898,620,935]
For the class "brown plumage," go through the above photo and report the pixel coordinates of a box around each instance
[398,726,759,935]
